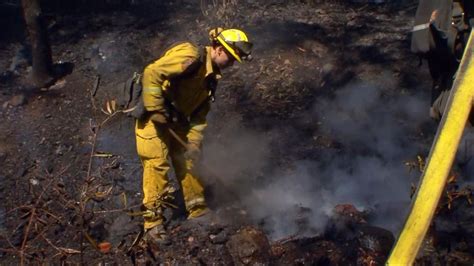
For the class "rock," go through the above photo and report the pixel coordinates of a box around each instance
[210,230,228,244]
[41,78,67,91]
[209,224,224,235]
[226,226,271,265]
[9,94,26,107]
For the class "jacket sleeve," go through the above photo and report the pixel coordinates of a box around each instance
[141,43,200,112]
[187,100,211,147]
[429,23,448,45]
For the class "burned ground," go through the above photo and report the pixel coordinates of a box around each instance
[1,0,474,265]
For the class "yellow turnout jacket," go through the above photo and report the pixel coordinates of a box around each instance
[137,42,221,146]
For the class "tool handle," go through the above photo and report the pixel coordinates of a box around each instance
[167,128,189,150]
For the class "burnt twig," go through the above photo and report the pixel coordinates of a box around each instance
[92,75,100,97]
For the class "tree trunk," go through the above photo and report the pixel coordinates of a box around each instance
[21,0,54,87]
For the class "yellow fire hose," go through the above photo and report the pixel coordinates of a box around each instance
[387,31,474,265]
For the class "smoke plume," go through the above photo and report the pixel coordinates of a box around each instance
[204,78,433,240]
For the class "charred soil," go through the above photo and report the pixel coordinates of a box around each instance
[1,0,474,265]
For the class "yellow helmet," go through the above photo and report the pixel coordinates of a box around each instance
[216,29,253,63]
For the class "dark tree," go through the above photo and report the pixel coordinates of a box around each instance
[21,0,54,87]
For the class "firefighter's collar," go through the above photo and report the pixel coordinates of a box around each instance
[205,46,222,79]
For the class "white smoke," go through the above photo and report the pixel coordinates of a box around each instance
[203,77,433,240]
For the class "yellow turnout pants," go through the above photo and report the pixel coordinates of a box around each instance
[135,120,206,229]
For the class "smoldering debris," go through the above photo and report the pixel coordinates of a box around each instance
[203,78,432,239]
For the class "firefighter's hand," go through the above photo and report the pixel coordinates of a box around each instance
[149,111,168,124]
[184,143,200,161]
[430,10,438,24]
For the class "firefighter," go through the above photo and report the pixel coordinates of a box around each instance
[135,28,252,244]
[426,1,471,120]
